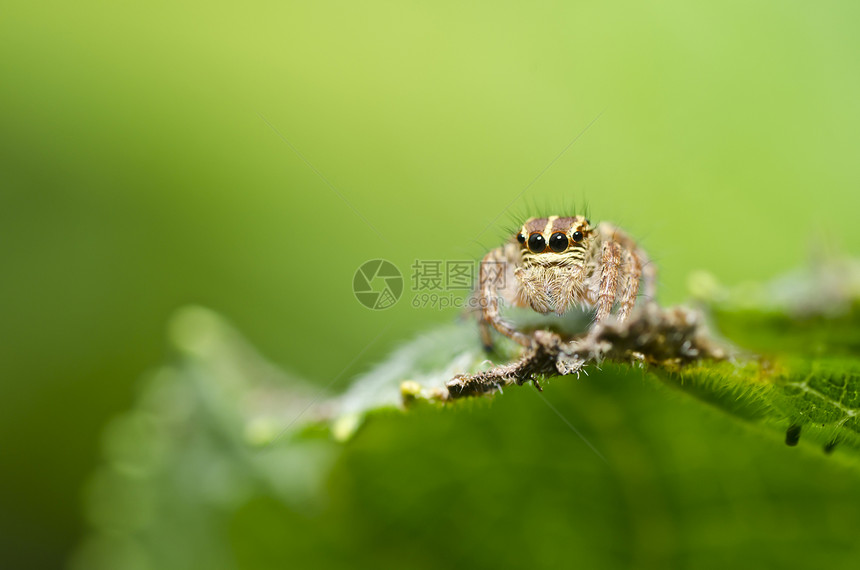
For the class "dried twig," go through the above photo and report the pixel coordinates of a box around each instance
[444,304,727,400]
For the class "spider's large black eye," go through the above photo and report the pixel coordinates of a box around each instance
[517,233,526,244]
[527,233,546,253]
[549,232,568,252]
[572,231,584,243]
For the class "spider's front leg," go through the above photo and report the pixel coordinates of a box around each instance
[594,240,622,322]
[478,245,533,350]
[598,222,657,308]
[616,248,643,322]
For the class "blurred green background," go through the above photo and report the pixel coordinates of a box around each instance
[2,0,860,568]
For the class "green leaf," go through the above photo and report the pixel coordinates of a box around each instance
[71,260,860,570]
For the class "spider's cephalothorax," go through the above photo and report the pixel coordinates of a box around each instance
[477,215,656,348]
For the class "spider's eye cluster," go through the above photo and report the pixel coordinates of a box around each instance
[527,233,545,253]
[522,227,586,253]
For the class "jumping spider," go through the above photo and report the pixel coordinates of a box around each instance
[477,215,656,350]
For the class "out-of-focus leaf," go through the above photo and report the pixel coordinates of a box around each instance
[72,260,860,570]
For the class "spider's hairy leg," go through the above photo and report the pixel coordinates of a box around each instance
[479,245,533,349]
[595,241,621,322]
[599,222,657,304]
[616,248,642,322]
[478,320,495,352]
